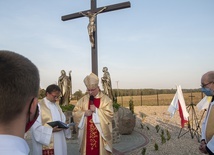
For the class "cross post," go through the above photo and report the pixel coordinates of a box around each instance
[61,0,131,76]
[189,92,195,104]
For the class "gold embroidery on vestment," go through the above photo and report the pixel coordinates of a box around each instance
[89,119,98,150]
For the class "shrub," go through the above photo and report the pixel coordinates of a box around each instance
[141,147,146,155]
[140,123,144,129]
[60,104,75,112]
[154,143,158,151]
[129,97,134,114]
[160,129,166,144]
[155,125,160,133]
[146,126,150,130]
[113,102,120,111]
[161,134,166,144]
[166,129,171,140]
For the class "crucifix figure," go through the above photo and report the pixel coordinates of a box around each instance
[79,7,107,47]
[61,0,131,75]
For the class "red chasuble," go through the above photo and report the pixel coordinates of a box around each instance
[42,149,54,155]
[86,98,100,155]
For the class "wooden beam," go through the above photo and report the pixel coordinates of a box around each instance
[61,1,131,21]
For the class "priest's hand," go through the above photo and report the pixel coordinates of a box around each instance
[52,126,64,132]
[90,105,96,112]
[84,110,92,117]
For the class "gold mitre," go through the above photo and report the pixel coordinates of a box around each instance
[84,73,99,89]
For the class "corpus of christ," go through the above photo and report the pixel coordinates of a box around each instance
[61,0,131,76]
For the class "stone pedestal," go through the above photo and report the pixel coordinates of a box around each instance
[112,109,121,143]
[118,107,136,135]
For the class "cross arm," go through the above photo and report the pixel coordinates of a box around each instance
[61,1,131,21]
[99,1,131,14]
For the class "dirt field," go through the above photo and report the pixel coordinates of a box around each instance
[130,105,205,155]
[116,92,203,107]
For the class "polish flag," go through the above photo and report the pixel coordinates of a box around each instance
[168,85,189,128]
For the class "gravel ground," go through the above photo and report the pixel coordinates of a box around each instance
[129,106,205,155]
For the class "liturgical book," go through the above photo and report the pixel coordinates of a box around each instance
[47,121,75,129]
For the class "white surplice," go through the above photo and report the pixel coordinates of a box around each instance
[0,135,29,155]
[30,98,71,155]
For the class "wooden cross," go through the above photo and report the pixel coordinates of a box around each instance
[189,92,195,104]
[61,0,131,76]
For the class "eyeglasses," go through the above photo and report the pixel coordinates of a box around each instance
[87,88,97,92]
[201,82,213,88]
[50,94,60,99]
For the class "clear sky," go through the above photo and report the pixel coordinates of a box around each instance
[0,0,214,93]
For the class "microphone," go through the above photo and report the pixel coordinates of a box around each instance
[90,95,94,105]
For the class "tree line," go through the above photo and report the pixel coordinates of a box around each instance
[39,88,201,101]
[71,88,201,101]
[113,88,201,96]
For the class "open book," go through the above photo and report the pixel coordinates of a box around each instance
[47,121,75,129]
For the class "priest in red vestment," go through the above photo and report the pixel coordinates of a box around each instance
[73,73,114,155]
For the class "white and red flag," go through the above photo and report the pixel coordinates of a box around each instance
[168,85,189,128]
